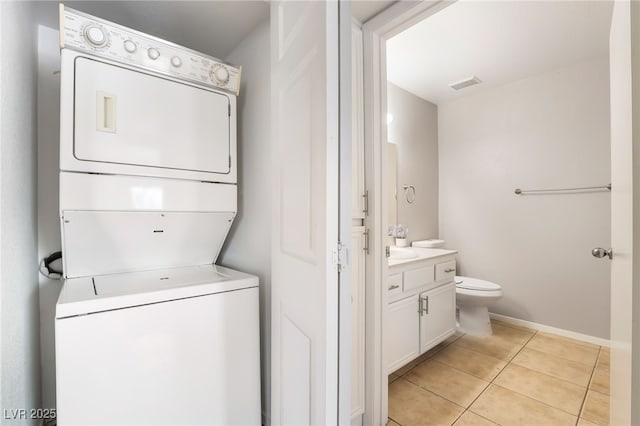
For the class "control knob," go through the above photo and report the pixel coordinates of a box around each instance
[84,25,108,47]
[123,40,137,53]
[210,64,230,85]
[147,48,160,60]
[171,56,182,67]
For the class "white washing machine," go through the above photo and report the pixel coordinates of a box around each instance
[55,6,260,425]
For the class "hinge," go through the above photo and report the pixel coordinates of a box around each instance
[362,190,369,216]
[332,241,348,271]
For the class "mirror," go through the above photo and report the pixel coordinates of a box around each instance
[385,142,397,227]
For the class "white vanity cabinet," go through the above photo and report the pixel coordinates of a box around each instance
[419,283,456,354]
[386,294,420,372]
[386,250,457,373]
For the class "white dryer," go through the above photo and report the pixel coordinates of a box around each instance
[55,6,260,425]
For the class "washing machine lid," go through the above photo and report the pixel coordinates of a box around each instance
[56,264,258,318]
[61,210,235,278]
[455,276,501,291]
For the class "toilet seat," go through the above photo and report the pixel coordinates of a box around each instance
[455,276,501,292]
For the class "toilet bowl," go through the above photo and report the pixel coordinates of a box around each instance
[455,276,503,336]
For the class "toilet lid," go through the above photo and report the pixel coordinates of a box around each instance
[455,276,501,291]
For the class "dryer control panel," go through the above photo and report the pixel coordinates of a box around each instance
[59,5,241,95]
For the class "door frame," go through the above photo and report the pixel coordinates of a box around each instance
[361,1,452,422]
[609,1,640,424]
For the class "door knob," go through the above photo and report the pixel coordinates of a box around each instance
[592,247,612,259]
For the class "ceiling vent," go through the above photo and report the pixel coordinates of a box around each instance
[449,76,482,91]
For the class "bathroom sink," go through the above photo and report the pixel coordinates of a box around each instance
[389,247,418,259]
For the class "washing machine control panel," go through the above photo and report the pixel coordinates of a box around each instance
[60,5,241,95]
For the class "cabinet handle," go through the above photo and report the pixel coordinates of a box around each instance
[420,295,429,315]
[445,268,455,273]
[363,229,369,254]
[388,284,399,291]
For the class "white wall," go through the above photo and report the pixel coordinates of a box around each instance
[219,20,271,424]
[439,56,611,339]
[36,24,62,411]
[0,1,42,420]
[387,83,439,242]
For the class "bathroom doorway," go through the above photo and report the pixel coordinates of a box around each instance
[360,1,638,424]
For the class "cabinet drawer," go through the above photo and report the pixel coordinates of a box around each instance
[388,273,403,300]
[404,265,435,292]
[435,260,456,282]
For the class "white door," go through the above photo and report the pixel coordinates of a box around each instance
[351,227,366,425]
[351,23,365,220]
[270,1,343,424]
[608,1,638,424]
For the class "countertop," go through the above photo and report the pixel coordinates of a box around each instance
[388,247,457,268]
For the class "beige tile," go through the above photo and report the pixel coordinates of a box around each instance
[388,379,464,426]
[490,318,536,333]
[431,344,506,381]
[455,333,524,361]
[512,347,593,387]
[406,360,490,408]
[393,359,419,377]
[453,411,497,426]
[578,418,601,426]
[526,334,599,365]
[387,419,401,426]
[469,384,577,425]
[598,348,610,368]
[491,323,535,344]
[389,373,399,384]
[581,390,610,425]
[590,361,610,395]
[537,332,600,349]
[422,341,450,359]
[493,363,587,415]
[445,330,465,345]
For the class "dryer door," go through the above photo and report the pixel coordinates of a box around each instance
[73,56,231,177]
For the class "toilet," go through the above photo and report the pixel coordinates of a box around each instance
[455,276,503,336]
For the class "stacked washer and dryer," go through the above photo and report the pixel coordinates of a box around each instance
[55,5,260,425]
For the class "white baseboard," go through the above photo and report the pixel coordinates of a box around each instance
[489,313,611,348]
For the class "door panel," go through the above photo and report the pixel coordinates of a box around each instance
[351,23,365,220]
[609,2,637,424]
[419,283,456,354]
[74,57,230,174]
[385,295,419,373]
[351,227,366,424]
[270,1,341,424]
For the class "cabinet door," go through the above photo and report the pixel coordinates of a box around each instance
[351,227,366,421]
[351,22,365,220]
[419,283,456,354]
[386,295,419,373]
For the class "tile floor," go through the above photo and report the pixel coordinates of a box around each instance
[388,320,610,426]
